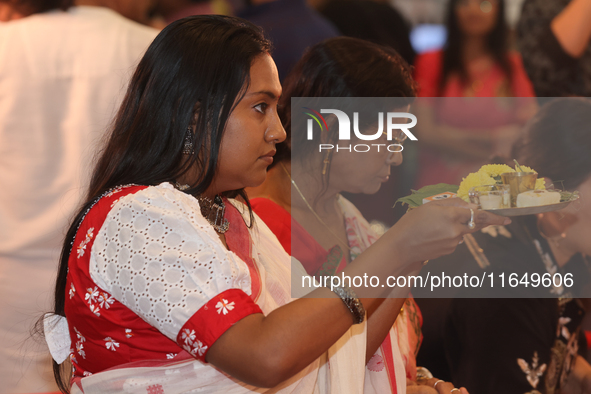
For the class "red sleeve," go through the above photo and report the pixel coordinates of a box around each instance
[508,52,536,97]
[250,198,292,254]
[413,50,443,97]
[177,289,262,362]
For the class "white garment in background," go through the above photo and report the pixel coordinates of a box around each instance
[0,7,157,393]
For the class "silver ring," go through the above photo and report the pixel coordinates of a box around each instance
[451,389,461,393]
[458,238,464,245]
[433,380,445,390]
[468,208,475,229]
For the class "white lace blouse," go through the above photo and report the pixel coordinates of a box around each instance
[90,182,256,342]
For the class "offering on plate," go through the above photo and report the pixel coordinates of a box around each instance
[480,194,503,209]
[469,185,510,209]
[500,171,538,207]
[516,190,561,208]
[397,162,578,216]
[456,163,545,203]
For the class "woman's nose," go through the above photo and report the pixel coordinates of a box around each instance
[266,124,286,143]
[266,113,287,143]
[386,151,403,166]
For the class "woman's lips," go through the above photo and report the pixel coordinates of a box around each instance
[259,156,274,165]
[259,150,276,165]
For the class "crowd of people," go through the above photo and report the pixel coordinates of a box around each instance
[1,0,590,393]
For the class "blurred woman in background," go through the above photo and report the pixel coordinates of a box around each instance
[412,0,536,188]
[414,0,533,97]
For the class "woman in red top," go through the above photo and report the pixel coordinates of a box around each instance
[413,0,536,187]
[414,0,534,98]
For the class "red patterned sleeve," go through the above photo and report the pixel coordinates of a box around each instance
[176,289,262,361]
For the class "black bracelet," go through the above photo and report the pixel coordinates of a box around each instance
[332,285,365,324]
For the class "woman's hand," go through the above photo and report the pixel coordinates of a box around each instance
[409,378,470,394]
[386,197,511,265]
[407,382,438,393]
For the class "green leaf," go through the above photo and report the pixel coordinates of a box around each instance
[559,190,579,202]
[395,183,459,208]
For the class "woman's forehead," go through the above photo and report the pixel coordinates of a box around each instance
[247,54,281,96]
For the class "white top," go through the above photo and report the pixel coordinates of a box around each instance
[0,7,157,393]
[90,183,256,341]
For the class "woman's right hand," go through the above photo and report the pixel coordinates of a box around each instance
[387,197,511,265]
[409,378,470,394]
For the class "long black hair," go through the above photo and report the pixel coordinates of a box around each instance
[439,0,513,95]
[49,15,270,392]
[276,37,416,200]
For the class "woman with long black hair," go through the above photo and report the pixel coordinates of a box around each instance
[42,15,507,393]
[412,0,536,188]
[415,0,533,98]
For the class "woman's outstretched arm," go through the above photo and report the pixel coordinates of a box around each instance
[207,199,510,387]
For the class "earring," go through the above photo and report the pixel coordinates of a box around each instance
[183,126,195,155]
[321,150,331,175]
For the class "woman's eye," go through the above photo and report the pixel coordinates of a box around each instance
[254,103,268,114]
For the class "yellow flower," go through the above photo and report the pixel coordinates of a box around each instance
[516,164,537,173]
[478,164,514,178]
[456,162,545,201]
[458,172,496,202]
